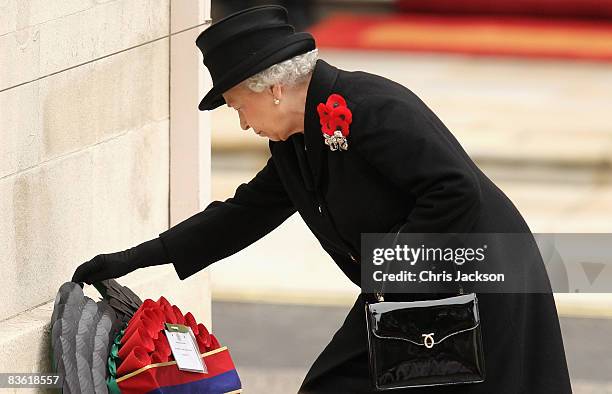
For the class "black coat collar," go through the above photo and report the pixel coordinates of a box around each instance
[302,59,340,189]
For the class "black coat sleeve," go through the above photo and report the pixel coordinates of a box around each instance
[351,95,482,234]
[159,156,296,280]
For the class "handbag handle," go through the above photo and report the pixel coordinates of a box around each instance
[375,224,465,302]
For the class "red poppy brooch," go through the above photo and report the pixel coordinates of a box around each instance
[317,93,352,151]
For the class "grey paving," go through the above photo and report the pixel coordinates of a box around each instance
[212,300,612,394]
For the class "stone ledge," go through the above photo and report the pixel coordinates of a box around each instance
[212,290,612,319]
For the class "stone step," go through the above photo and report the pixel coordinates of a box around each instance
[211,50,612,172]
[210,169,612,317]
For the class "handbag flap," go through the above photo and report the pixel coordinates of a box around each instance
[366,294,480,347]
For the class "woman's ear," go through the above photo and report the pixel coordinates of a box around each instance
[270,84,283,102]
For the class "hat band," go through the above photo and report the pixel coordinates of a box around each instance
[216,33,314,88]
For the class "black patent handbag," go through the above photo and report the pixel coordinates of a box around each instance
[364,230,486,390]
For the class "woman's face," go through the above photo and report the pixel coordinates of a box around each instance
[222,84,290,142]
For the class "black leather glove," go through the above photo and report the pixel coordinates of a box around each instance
[71,238,170,284]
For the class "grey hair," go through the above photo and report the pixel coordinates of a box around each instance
[243,49,318,93]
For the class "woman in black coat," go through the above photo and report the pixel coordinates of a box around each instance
[73,5,572,393]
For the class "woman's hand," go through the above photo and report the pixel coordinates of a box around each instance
[71,238,169,284]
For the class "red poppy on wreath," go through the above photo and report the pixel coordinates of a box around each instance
[317,93,352,151]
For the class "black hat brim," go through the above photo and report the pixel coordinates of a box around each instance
[198,32,316,111]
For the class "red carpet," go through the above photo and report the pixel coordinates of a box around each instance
[396,0,612,19]
[309,13,612,62]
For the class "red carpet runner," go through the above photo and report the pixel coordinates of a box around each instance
[309,13,612,62]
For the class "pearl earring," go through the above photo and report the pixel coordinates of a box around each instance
[273,98,280,105]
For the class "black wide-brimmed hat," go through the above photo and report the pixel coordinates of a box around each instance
[195,5,316,111]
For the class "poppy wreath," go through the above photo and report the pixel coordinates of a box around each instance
[50,280,242,393]
[106,296,242,394]
[317,93,352,151]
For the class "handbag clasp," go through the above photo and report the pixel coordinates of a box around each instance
[422,333,435,348]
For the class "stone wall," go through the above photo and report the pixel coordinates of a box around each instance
[0,0,212,382]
